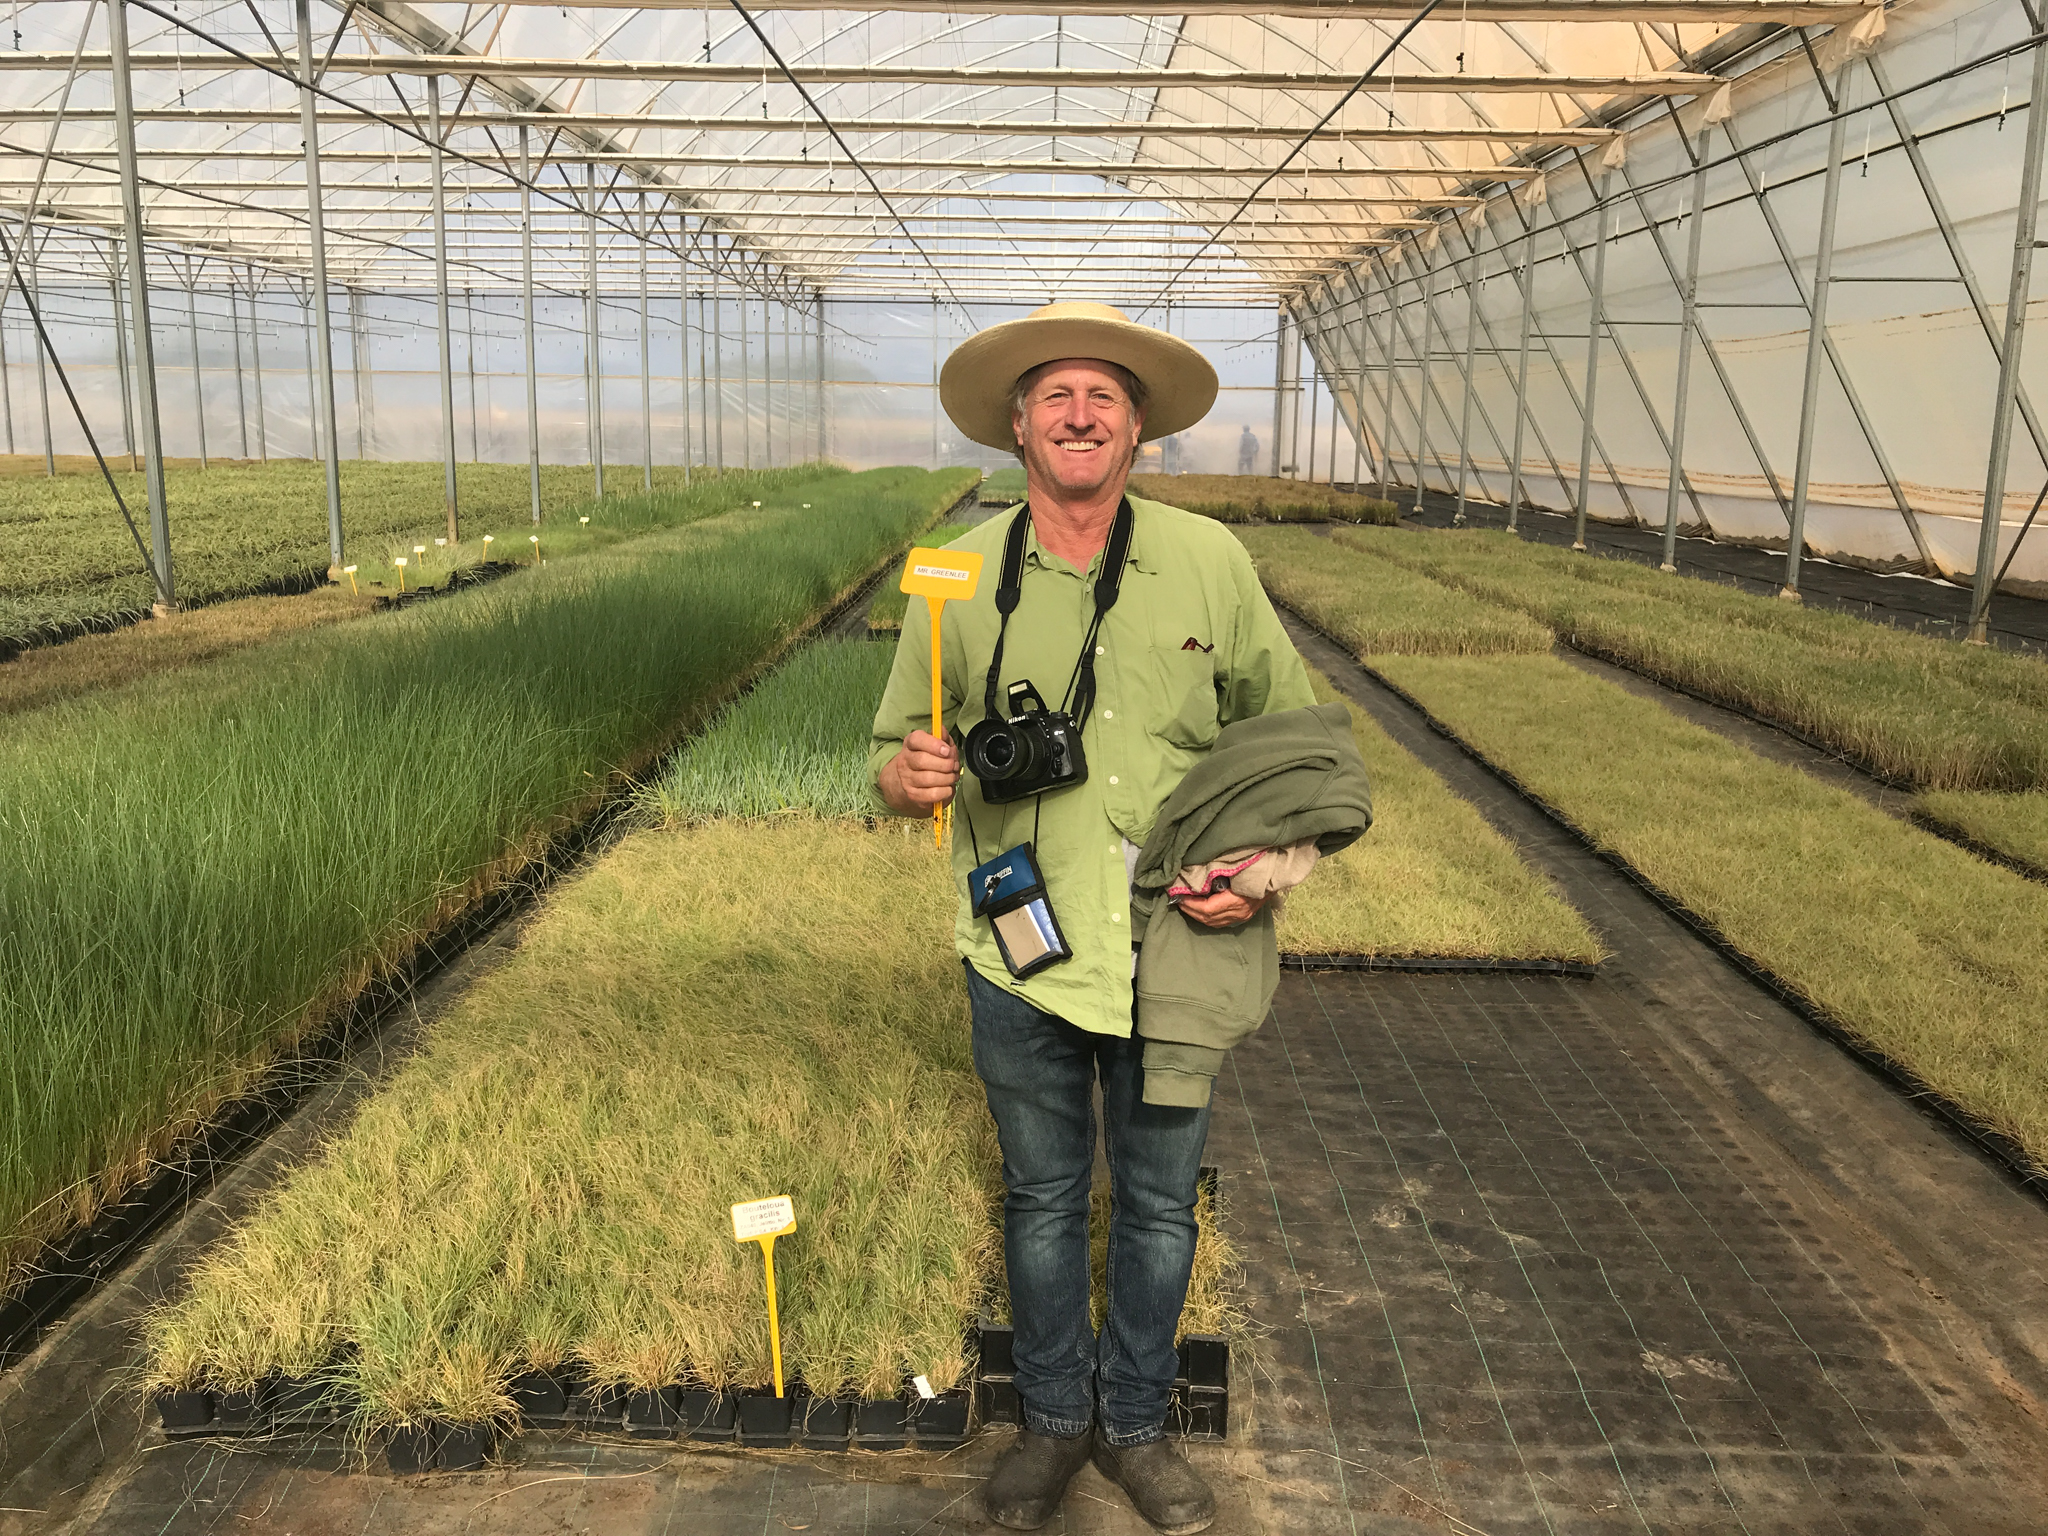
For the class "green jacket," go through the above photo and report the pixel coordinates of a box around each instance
[1130,701,1373,1107]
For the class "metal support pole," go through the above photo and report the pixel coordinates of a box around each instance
[1270,304,1286,478]
[586,161,603,497]
[429,76,458,541]
[26,266,52,475]
[740,285,751,468]
[712,259,725,470]
[1351,281,1369,487]
[109,272,135,467]
[698,289,713,472]
[1661,128,1711,572]
[520,128,540,523]
[296,0,342,574]
[227,287,248,459]
[1575,171,1614,550]
[1375,264,1398,499]
[1784,66,1852,599]
[1456,240,1481,520]
[1289,316,1307,477]
[247,275,267,462]
[185,283,206,469]
[679,217,692,485]
[1304,311,1321,484]
[1412,249,1436,512]
[348,290,367,458]
[815,296,826,461]
[111,0,171,604]
[1971,33,2048,641]
[639,191,652,490]
[1506,216,1535,528]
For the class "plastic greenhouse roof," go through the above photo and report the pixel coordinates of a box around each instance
[0,0,1882,314]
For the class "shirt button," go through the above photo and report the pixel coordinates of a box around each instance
[1096,645,1105,655]
[1108,775,1119,785]
[1103,709,1114,719]
[1111,912,1122,923]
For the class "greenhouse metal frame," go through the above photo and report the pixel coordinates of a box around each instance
[0,0,2041,638]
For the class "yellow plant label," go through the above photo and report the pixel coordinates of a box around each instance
[731,1195,797,1243]
[899,548,984,603]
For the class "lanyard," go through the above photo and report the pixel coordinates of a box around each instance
[981,497,1136,732]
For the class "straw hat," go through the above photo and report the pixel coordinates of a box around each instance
[939,301,1219,451]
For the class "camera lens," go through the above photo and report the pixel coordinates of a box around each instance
[966,718,1044,784]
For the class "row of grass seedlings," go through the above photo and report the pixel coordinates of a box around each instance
[1331,525,2048,796]
[1129,475,1398,525]
[0,460,845,645]
[981,466,1027,505]
[1280,669,1605,963]
[1368,649,2048,1178]
[1,468,972,1300]
[868,523,974,634]
[1911,788,2048,877]
[642,640,900,823]
[143,820,1001,1432]
[1235,524,1553,658]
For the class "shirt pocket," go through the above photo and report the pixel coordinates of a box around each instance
[1149,647,1222,751]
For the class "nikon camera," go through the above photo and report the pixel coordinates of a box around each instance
[963,680,1089,804]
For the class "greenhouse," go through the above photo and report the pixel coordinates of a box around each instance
[4,0,2048,1530]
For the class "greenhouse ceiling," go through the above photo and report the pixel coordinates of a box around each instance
[0,0,1881,311]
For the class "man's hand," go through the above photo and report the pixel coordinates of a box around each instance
[879,730,960,817]
[1177,889,1271,930]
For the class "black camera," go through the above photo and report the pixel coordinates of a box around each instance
[963,680,1089,804]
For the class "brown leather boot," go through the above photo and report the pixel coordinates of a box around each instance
[981,1425,1095,1530]
[1091,1436,1216,1534]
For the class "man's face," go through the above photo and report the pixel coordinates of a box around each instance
[1012,360,1146,501]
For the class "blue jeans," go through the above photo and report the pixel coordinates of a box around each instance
[965,961,1212,1446]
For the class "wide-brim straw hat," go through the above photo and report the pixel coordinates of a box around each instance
[939,301,1219,450]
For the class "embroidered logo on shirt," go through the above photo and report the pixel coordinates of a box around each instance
[1180,637,1214,653]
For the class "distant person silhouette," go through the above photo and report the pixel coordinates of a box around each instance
[1238,426,1259,475]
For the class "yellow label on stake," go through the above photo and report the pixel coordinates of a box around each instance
[898,548,985,603]
[900,549,984,849]
[733,1195,798,1398]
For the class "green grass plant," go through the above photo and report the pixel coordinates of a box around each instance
[0,459,840,644]
[1132,474,1397,524]
[868,522,973,632]
[145,819,1001,1420]
[981,465,1027,505]
[1333,524,2048,795]
[644,640,897,822]
[0,467,972,1298]
[1237,525,1553,657]
[1371,651,2048,1173]
[1280,670,1603,962]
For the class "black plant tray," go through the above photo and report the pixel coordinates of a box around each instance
[970,1321,1230,1442]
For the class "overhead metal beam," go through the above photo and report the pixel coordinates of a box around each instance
[0,54,1721,94]
[1,108,1618,146]
[321,0,1879,14]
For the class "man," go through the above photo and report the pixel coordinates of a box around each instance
[869,301,1314,1534]
[1237,425,1259,476]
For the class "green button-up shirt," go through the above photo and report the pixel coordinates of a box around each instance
[868,495,1314,1037]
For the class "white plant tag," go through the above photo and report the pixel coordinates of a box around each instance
[912,1375,936,1400]
[730,1195,797,1242]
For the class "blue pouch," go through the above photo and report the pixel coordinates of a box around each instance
[969,842,1073,980]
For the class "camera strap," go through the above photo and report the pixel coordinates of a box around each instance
[981,497,1135,730]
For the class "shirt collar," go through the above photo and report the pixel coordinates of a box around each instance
[1019,497,1156,577]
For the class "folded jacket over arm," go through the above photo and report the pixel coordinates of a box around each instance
[1129,700,1373,1107]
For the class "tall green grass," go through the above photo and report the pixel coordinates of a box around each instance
[0,460,838,643]
[643,641,898,823]
[1332,524,2048,793]
[1238,525,1553,657]
[0,466,975,1294]
[1373,652,2048,1174]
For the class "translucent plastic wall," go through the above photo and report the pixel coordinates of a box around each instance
[1294,0,2048,594]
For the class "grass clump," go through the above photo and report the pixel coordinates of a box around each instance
[0,467,968,1300]
[1373,651,2048,1173]
[1131,474,1397,525]
[643,640,897,823]
[1279,669,1603,963]
[1915,789,2048,877]
[981,466,1027,505]
[145,821,1002,1420]
[0,459,840,644]
[868,522,974,632]
[1238,524,1553,657]
[1333,524,2048,795]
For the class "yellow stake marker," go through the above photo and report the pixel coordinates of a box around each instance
[899,547,985,847]
[342,564,358,596]
[393,555,408,592]
[731,1195,798,1398]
